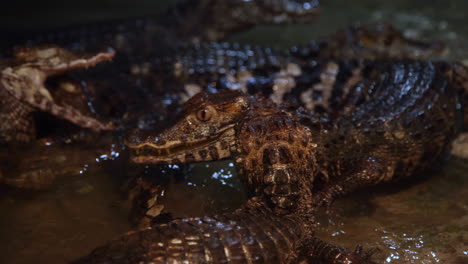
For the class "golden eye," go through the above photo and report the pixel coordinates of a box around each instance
[196,107,213,122]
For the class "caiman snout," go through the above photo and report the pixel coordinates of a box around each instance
[126,90,250,165]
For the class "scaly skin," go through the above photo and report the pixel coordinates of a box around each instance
[289,23,447,60]
[3,16,446,138]
[0,46,116,143]
[2,0,445,190]
[134,24,447,110]
[1,1,463,261]
[0,0,322,142]
[128,60,465,208]
[2,27,445,143]
[75,198,374,264]
[151,23,446,79]
[0,46,118,189]
[4,0,320,52]
[2,2,448,140]
[79,60,468,263]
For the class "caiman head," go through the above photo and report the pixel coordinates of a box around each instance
[221,0,321,25]
[189,0,320,41]
[235,0,320,18]
[127,90,250,164]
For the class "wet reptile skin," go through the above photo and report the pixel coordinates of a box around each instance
[76,197,377,264]
[77,59,468,263]
[0,0,320,144]
[0,9,446,145]
[6,1,446,187]
[4,0,320,50]
[1,1,466,263]
[0,0,446,144]
[0,0,321,188]
[0,46,116,143]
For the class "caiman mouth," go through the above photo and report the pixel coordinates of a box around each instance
[128,126,234,164]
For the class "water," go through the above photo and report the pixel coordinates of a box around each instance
[1,0,468,263]
[316,158,468,263]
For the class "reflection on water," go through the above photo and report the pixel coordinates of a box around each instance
[1,146,467,263]
[159,161,246,218]
[315,158,468,263]
[1,0,468,263]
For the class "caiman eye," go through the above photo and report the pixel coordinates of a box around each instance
[196,107,213,122]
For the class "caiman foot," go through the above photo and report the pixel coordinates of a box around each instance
[341,245,379,264]
[312,185,343,211]
[313,155,391,212]
[300,236,379,264]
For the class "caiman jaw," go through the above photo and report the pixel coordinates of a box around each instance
[129,126,236,164]
[127,90,249,165]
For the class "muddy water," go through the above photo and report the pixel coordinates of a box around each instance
[1,0,468,263]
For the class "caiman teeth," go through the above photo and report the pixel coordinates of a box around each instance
[131,146,170,158]
[130,127,234,162]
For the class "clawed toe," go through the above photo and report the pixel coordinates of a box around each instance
[343,245,380,264]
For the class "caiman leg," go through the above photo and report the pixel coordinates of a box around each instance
[313,156,391,208]
[299,236,377,264]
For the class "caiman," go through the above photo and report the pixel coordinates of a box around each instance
[0,0,322,144]
[0,21,449,144]
[1,0,464,262]
[0,1,447,144]
[0,0,322,189]
[76,58,468,263]
[0,0,447,190]
[0,45,116,143]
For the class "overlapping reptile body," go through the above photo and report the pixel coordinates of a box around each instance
[76,198,371,264]
[147,23,446,79]
[3,0,320,52]
[75,199,307,264]
[128,60,466,208]
[306,61,463,202]
[79,60,468,263]
[2,1,465,263]
[1,0,322,143]
[136,24,447,110]
[2,13,447,139]
[289,23,447,60]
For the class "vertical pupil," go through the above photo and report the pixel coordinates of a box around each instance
[198,108,210,121]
